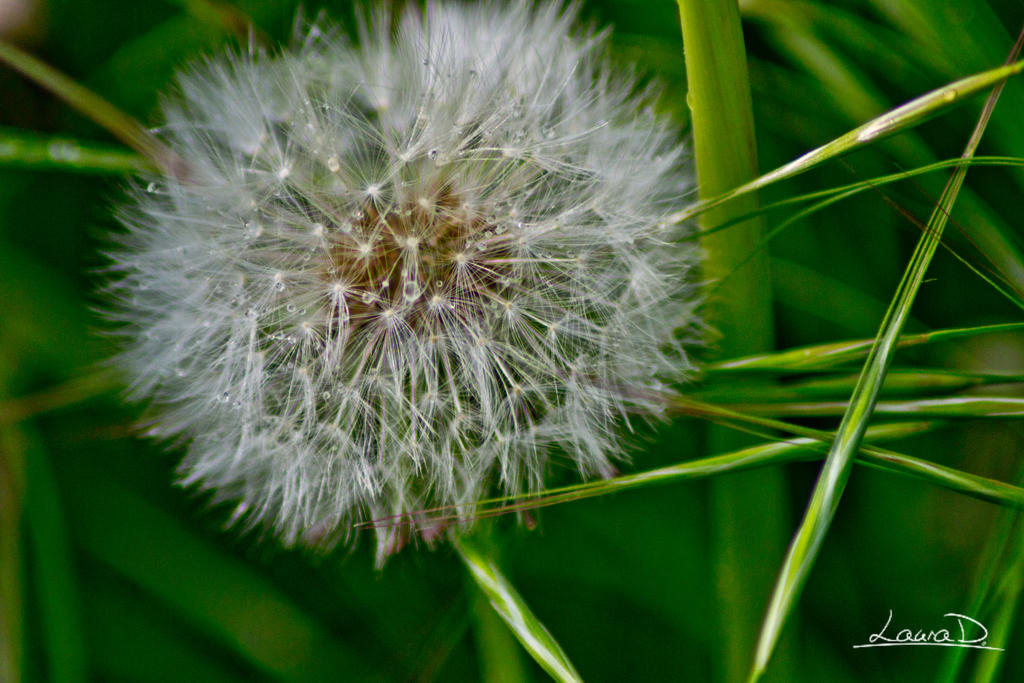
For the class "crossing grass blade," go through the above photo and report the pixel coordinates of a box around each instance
[0,129,152,173]
[669,59,1024,227]
[749,33,1019,678]
[718,396,1024,419]
[708,322,1024,373]
[742,0,1024,301]
[452,534,582,683]
[361,412,1024,531]
[689,369,1022,403]
[0,40,178,175]
[688,155,1024,242]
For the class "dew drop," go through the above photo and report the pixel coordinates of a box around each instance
[286,303,297,313]
[146,181,158,193]
[274,280,286,292]
[402,279,420,302]
[326,156,340,172]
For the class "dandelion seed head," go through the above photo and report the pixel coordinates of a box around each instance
[106,0,701,565]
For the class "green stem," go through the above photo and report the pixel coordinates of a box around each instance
[0,427,26,683]
[470,587,529,683]
[0,40,178,176]
[452,533,581,683]
[676,2,788,681]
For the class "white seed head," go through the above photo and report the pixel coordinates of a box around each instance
[105,0,701,565]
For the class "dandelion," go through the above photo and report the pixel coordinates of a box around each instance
[105,0,701,564]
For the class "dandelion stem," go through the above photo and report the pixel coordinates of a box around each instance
[453,533,581,683]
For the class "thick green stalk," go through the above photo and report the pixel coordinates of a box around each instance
[676,2,788,681]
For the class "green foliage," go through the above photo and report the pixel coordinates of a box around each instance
[2,1,1024,681]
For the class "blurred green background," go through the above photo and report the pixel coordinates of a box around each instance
[2,0,1024,681]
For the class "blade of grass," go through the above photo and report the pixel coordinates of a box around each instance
[363,415,1024,529]
[742,0,1024,301]
[21,424,87,683]
[676,1,789,679]
[688,156,1024,243]
[719,396,1024,419]
[0,427,26,683]
[469,568,530,683]
[161,0,265,43]
[967,582,1019,683]
[0,372,119,427]
[937,464,1024,683]
[66,476,378,680]
[0,40,178,175]
[452,534,581,683]
[669,59,1024,227]
[401,422,934,522]
[749,29,1022,682]
[710,180,1024,311]
[708,322,1024,373]
[0,129,153,173]
[689,369,1018,403]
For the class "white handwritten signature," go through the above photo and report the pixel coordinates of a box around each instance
[853,610,1004,651]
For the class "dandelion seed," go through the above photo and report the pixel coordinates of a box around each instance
[105,0,701,565]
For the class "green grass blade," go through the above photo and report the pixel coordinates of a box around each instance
[469,572,530,683]
[0,372,119,427]
[936,466,1024,683]
[21,424,87,683]
[742,0,1024,302]
[719,396,1024,419]
[428,422,934,520]
[670,60,1024,227]
[708,322,1024,373]
[749,38,1016,681]
[376,417,1024,528]
[160,0,262,42]
[690,369,1017,403]
[452,534,582,683]
[967,585,1019,683]
[0,129,152,173]
[0,427,25,683]
[0,40,175,173]
[689,156,1024,243]
[66,477,377,680]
